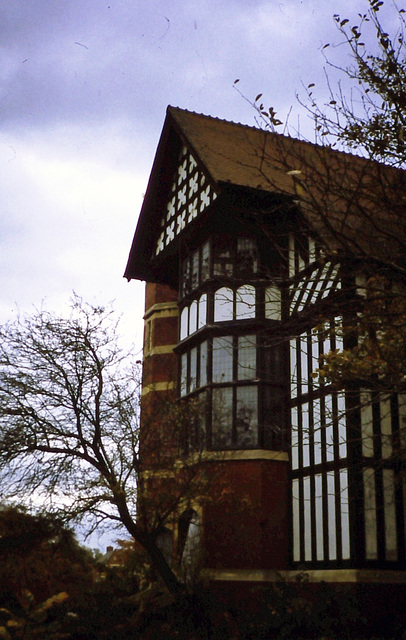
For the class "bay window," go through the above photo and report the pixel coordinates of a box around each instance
[178,234,286,451]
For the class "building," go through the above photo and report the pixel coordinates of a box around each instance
[124,107,406,604]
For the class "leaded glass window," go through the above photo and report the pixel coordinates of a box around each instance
[179,333,284,450]
[290,321,351,565]
[178,235,284,451]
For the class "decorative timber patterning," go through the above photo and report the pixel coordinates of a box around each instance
[155,146,217,255]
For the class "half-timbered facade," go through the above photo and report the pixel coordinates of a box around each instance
[125,107,406,595]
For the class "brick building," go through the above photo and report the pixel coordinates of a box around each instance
[124,107,406,601]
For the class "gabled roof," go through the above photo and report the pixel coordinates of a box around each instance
[125,106,406,283]
[165,106,296,193]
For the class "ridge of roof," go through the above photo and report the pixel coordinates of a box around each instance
[166,105,405,171]
[167,104,266,134]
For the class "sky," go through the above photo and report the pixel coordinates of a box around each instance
[0,0,393,547]
[0,0,373,357]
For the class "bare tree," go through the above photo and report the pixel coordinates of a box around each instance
[0,296,208,594]
[302,0,406,167]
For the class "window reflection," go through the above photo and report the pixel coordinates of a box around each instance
[198,294,207,329]
[236,285,256,319]
[180,307,188,340]
[265,286,281,321]
[237,336,256,380]
[189,300,197,335]
[236,386,257,447]
[212,387,233,448]
[236,238,258,275]
[214,287,233,322]
[212,337,233,383]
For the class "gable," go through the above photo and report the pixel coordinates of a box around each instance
[125,106,406,284]
[155,144,217,256]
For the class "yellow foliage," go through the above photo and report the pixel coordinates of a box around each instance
[317,275,406,391]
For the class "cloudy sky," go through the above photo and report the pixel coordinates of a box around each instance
[0,0,382,356]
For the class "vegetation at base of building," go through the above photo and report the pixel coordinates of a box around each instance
[1,532,404,640]
[0,507,403,639]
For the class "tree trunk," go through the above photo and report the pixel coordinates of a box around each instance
[115,495,184,594]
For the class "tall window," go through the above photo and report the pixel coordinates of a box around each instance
[290,321,350,565]
[288,233,406,568]
[359,391,405,564]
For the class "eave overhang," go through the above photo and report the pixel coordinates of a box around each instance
[124,106,406,285]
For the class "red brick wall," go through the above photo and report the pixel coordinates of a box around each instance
[203,459,289,571]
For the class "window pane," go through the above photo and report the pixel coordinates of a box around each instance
[214,287,233,322]
[383,469,398,561]
[212,337,233,383]
[200,341,208,387]
[380,395,393,459]
[300,335,308,395]
[291,406,299,470]
[213,240,233,276]
[182,257,191,296]
[181,353,187,396]
[237,336,256,380]
[265,286,281,321]
[198,294,207,330]
[398,394,406,453]
[290,339,298,398]
[364,468,378,560]
[190,347,197,392]
[337,393,347,459]
[340,469,350,560]
[311,330,320,390]
[194,391,206,450]
[212,387,233,447]
[327,471,337,560]
[302,403,310,467]
[180,307,188,340]
[292,478,300,561]
[304,476,312,561]
[236,386,257,448]
[236,237,258,275]
[361,391,374,457]
[236,285,256,319]
[313,398,322,465]
[315,474,324,561]
[201,241,210,281]
[191,249,199,290]
[189,300,197,334]
[325,395,334,462]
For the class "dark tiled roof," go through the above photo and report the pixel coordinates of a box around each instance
[125,107,406,282]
